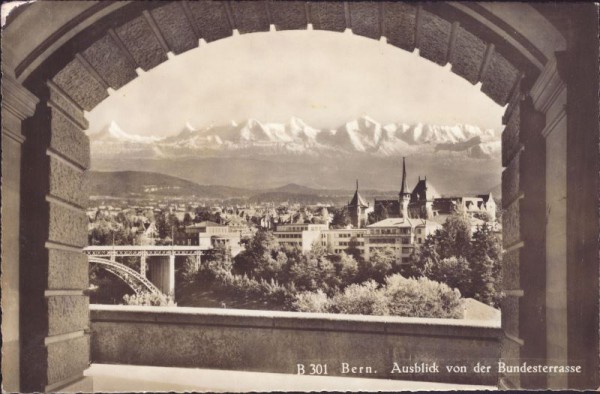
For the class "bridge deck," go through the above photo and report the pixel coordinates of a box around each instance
[85,246,208,251]
[84,245,209,256]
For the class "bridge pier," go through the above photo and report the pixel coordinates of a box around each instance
[194,252,202,272]
[140,251,148,277]
[147,255,175,297]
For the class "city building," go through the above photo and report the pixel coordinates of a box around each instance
[273,223,329,252]
[321,228,366,255]
[175,221,242,256]
[374,158,497,223]
[364,218,442,262]
[347,180,369,228]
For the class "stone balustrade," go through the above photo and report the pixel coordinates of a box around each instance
[90,305,501,386]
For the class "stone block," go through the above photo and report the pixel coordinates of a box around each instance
[382,2,416,51]
[229,1,270,34]
[309,2,347,32]
[481,52,520,105]
[82,35,137,89]
[49,157,88,208]
[502,249,520,290]
[501,296,519,338]
[450,27,486,84]
[271,1,307,31]
[115,15,168,71]
[151,3,198,54]
[502,153,521,207]
[48,83,88,129]
[188,1,233,43]
[48,202,87,247]
[502,104,521,167]
[46,335,89,386]
[50,109,90,169]
[418,10,452,66]
[349,2,381,39]
[48,249,89,290]
[501,337,521,387]
[52,58,108,112]
[48,296,89,336]
[502,200,521,248]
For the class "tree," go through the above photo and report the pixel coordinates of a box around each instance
[384,274,463,318]
[358,246,396,283]
[439,212,472,258]
[423,256,472,294]
[346,237,363,262]
[88,218,134,246]
[183,213,193,226]
[469,223,502,306]
[194,207,220,223]
[331,252,359,286]
[233,230,280,278]
[408,215,502,306]
[331,207,351,228]
[329,281,389,315]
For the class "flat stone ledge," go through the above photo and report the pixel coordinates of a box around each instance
[85,363,497,392]
[90,305,501,337]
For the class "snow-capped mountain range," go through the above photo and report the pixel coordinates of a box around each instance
[88,116,501,160]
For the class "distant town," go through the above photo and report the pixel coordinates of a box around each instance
[88,159,499,257]
[88,158,502,317]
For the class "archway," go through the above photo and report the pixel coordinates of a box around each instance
[2,2,598,391]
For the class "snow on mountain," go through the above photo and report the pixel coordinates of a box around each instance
[90,117,501,159]
[89,121,161,144]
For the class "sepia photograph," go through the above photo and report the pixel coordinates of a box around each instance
[1,1,598,392]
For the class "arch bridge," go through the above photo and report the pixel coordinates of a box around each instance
[88,256,161,296]
[85,245,207,296]
[3,2,598,391]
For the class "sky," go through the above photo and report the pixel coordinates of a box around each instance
[86,29,504,137]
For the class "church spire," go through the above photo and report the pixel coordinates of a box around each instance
[400,157,409,196]
[399,157,410,219]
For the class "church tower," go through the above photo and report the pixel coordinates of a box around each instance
[348,180,369,228]
[399,157,411,218]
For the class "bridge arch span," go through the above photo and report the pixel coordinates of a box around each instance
[89,257,162,296]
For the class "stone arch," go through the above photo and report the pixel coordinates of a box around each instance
[42,1,531,112]
[2,2,598,392]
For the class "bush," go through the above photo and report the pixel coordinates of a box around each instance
[329,281,389,315]
[123,292,174,306]
[384,274,463,319]
[293,290,331,313]
[212,270,295,308]
[291,275,463,319]
[424,256,471,293]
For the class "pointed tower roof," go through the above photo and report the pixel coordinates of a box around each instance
[400,157,410,196]
[349,180,369,208]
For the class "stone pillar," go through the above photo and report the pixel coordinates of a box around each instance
[140,251,148,277]
[194,251,202,272]
[168,254,176,297]
[147,255,175,296]
[558,6,599,387]
[19,81,91,392]
[498,84,527,389]
[1,74,39,393]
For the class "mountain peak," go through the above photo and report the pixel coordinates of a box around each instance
[184,121,196,132]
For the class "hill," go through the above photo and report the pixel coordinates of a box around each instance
[88,171,251,199]
[88,170,399,204]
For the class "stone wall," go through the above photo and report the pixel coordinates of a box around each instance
[90,305,501,386]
